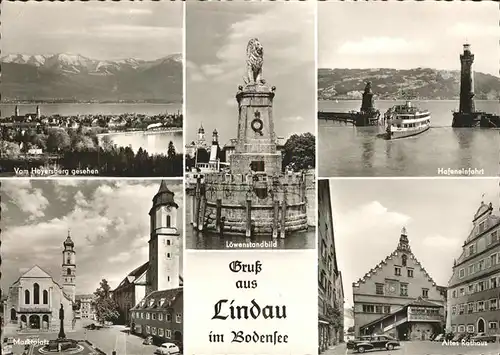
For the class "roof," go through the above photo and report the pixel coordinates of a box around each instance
[75,294,94,301]
[131,287,183,311]
[150,181,179,213]
[114,262,149,292]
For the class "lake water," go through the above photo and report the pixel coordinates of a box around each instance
[185,193,316,250]
[1,103,183,154]
[319,100,500,177]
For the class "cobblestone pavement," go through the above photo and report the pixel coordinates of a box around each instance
[9,326,177,355]
[322,341,500,355]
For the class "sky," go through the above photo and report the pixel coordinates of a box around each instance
[328,178,500,308]
[1,1,182,61]
[1,179,183,295]
[185,1,315,144]
[318,1,499,76]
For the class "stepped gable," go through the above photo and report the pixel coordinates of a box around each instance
[352,227,438,288]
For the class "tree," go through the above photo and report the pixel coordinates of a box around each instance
[74,136,96,152]
[47,129,71,153]
[0,141,21,158]
[93,279,119,325]
[100,135,115,152]
[167,141,176,159]
[282,132,315,172]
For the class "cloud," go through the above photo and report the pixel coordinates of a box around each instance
[283,116,304,122]
[338,37,429,55]
[2,181,49,220]
[422,234,460,248]
[447,23,499,37]
[214,4,314,79]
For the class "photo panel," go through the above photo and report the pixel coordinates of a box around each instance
[185,0,316,250]
[319,177,500,355]
[318,1,500,177]
[0,1,183,177]
[0,179,184,354]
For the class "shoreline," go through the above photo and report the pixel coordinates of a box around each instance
[96,128,182,137]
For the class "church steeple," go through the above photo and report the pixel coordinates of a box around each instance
[62,230,76,302]
[397,226,411,252]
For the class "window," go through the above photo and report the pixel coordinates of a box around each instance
[451,325,457,333]
[489,299,497,311]
[152,313,157,320]
[167,253,171,259]
[469,245,475,256]
[152,327,157,335]
[33,283,40,305]
[407,269,414,277]
[67,268,71,276]
[478,301,485,312]
[479,222,485,234]
[468,285,474,294]
[149,299,155,307]
[158,329,164,337]
[375,284,384,295]
[458,325,465,333]
[140,312,143,319]
[467,325,474,333]
[395,267,401,276]
[491,278,497,289]
[452,290,457,298]
[176,313,182,323]
[402,255,407,267]
[422,289,429,298]
[491,254,497,267]
[165,330,172,338]
[478,281,485,292]
[146,313,150,320]
[375,305,382,313]
[459,269,465,278]
[400,284,408,296]
[25,290,30,304]
[166,313,172,322]
[478,260,484,271]
[166,215,171,228]
[363,305,375,313]
[490,231,498,244]
[467,303,473,314]
[146,325,151,334]
[383,306,391,314]
[459,304,465,315]
[166,240,171,246]
[159,313,163,321]
[43,290,48,304]
[459,288,465,296]
[489,322,498,330]
[451,306,456,315]
[468,265,474,275]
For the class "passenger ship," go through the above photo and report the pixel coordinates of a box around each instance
[381,101,431,140]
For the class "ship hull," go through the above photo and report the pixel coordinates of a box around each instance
[384,124,430,140]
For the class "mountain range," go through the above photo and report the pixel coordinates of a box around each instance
[318,68,500,101]
[0,53,182,103]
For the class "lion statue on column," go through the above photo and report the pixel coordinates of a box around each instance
[244,38,264,85]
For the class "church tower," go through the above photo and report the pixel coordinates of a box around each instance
[197,123,206,144]
[36,105,41,119]
[62,231,76,302]
[147,181,180,295]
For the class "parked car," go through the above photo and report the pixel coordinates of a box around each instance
[462,333,474,342]
[433,334,444,342]
[2,337,14,355]
[47,340,78,351]
[154,342,180,355]
[354,335,400,353]
[471,334,500,343]
[444,332,454,341]
[451,333,466,341]
[347,336,372,349]
[143,336,154,345]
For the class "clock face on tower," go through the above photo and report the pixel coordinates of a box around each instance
[389,285,396,293]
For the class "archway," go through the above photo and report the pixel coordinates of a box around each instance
[10,308,17,321]
[477,318,485,333]
[174,331,182,341]
[42,315,49,330]
[29,315,41,329]
[20,315,27,323]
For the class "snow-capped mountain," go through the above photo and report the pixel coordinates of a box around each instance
[0,53,183,102]
[0,53,181,76]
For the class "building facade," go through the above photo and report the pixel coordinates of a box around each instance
[3,235,76,331]
[318,180,344,353]
[75,295,96,321]
[130,181,183,345]
[112,262,148,324]
[353,228,445,340]
[447,201,500,335]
